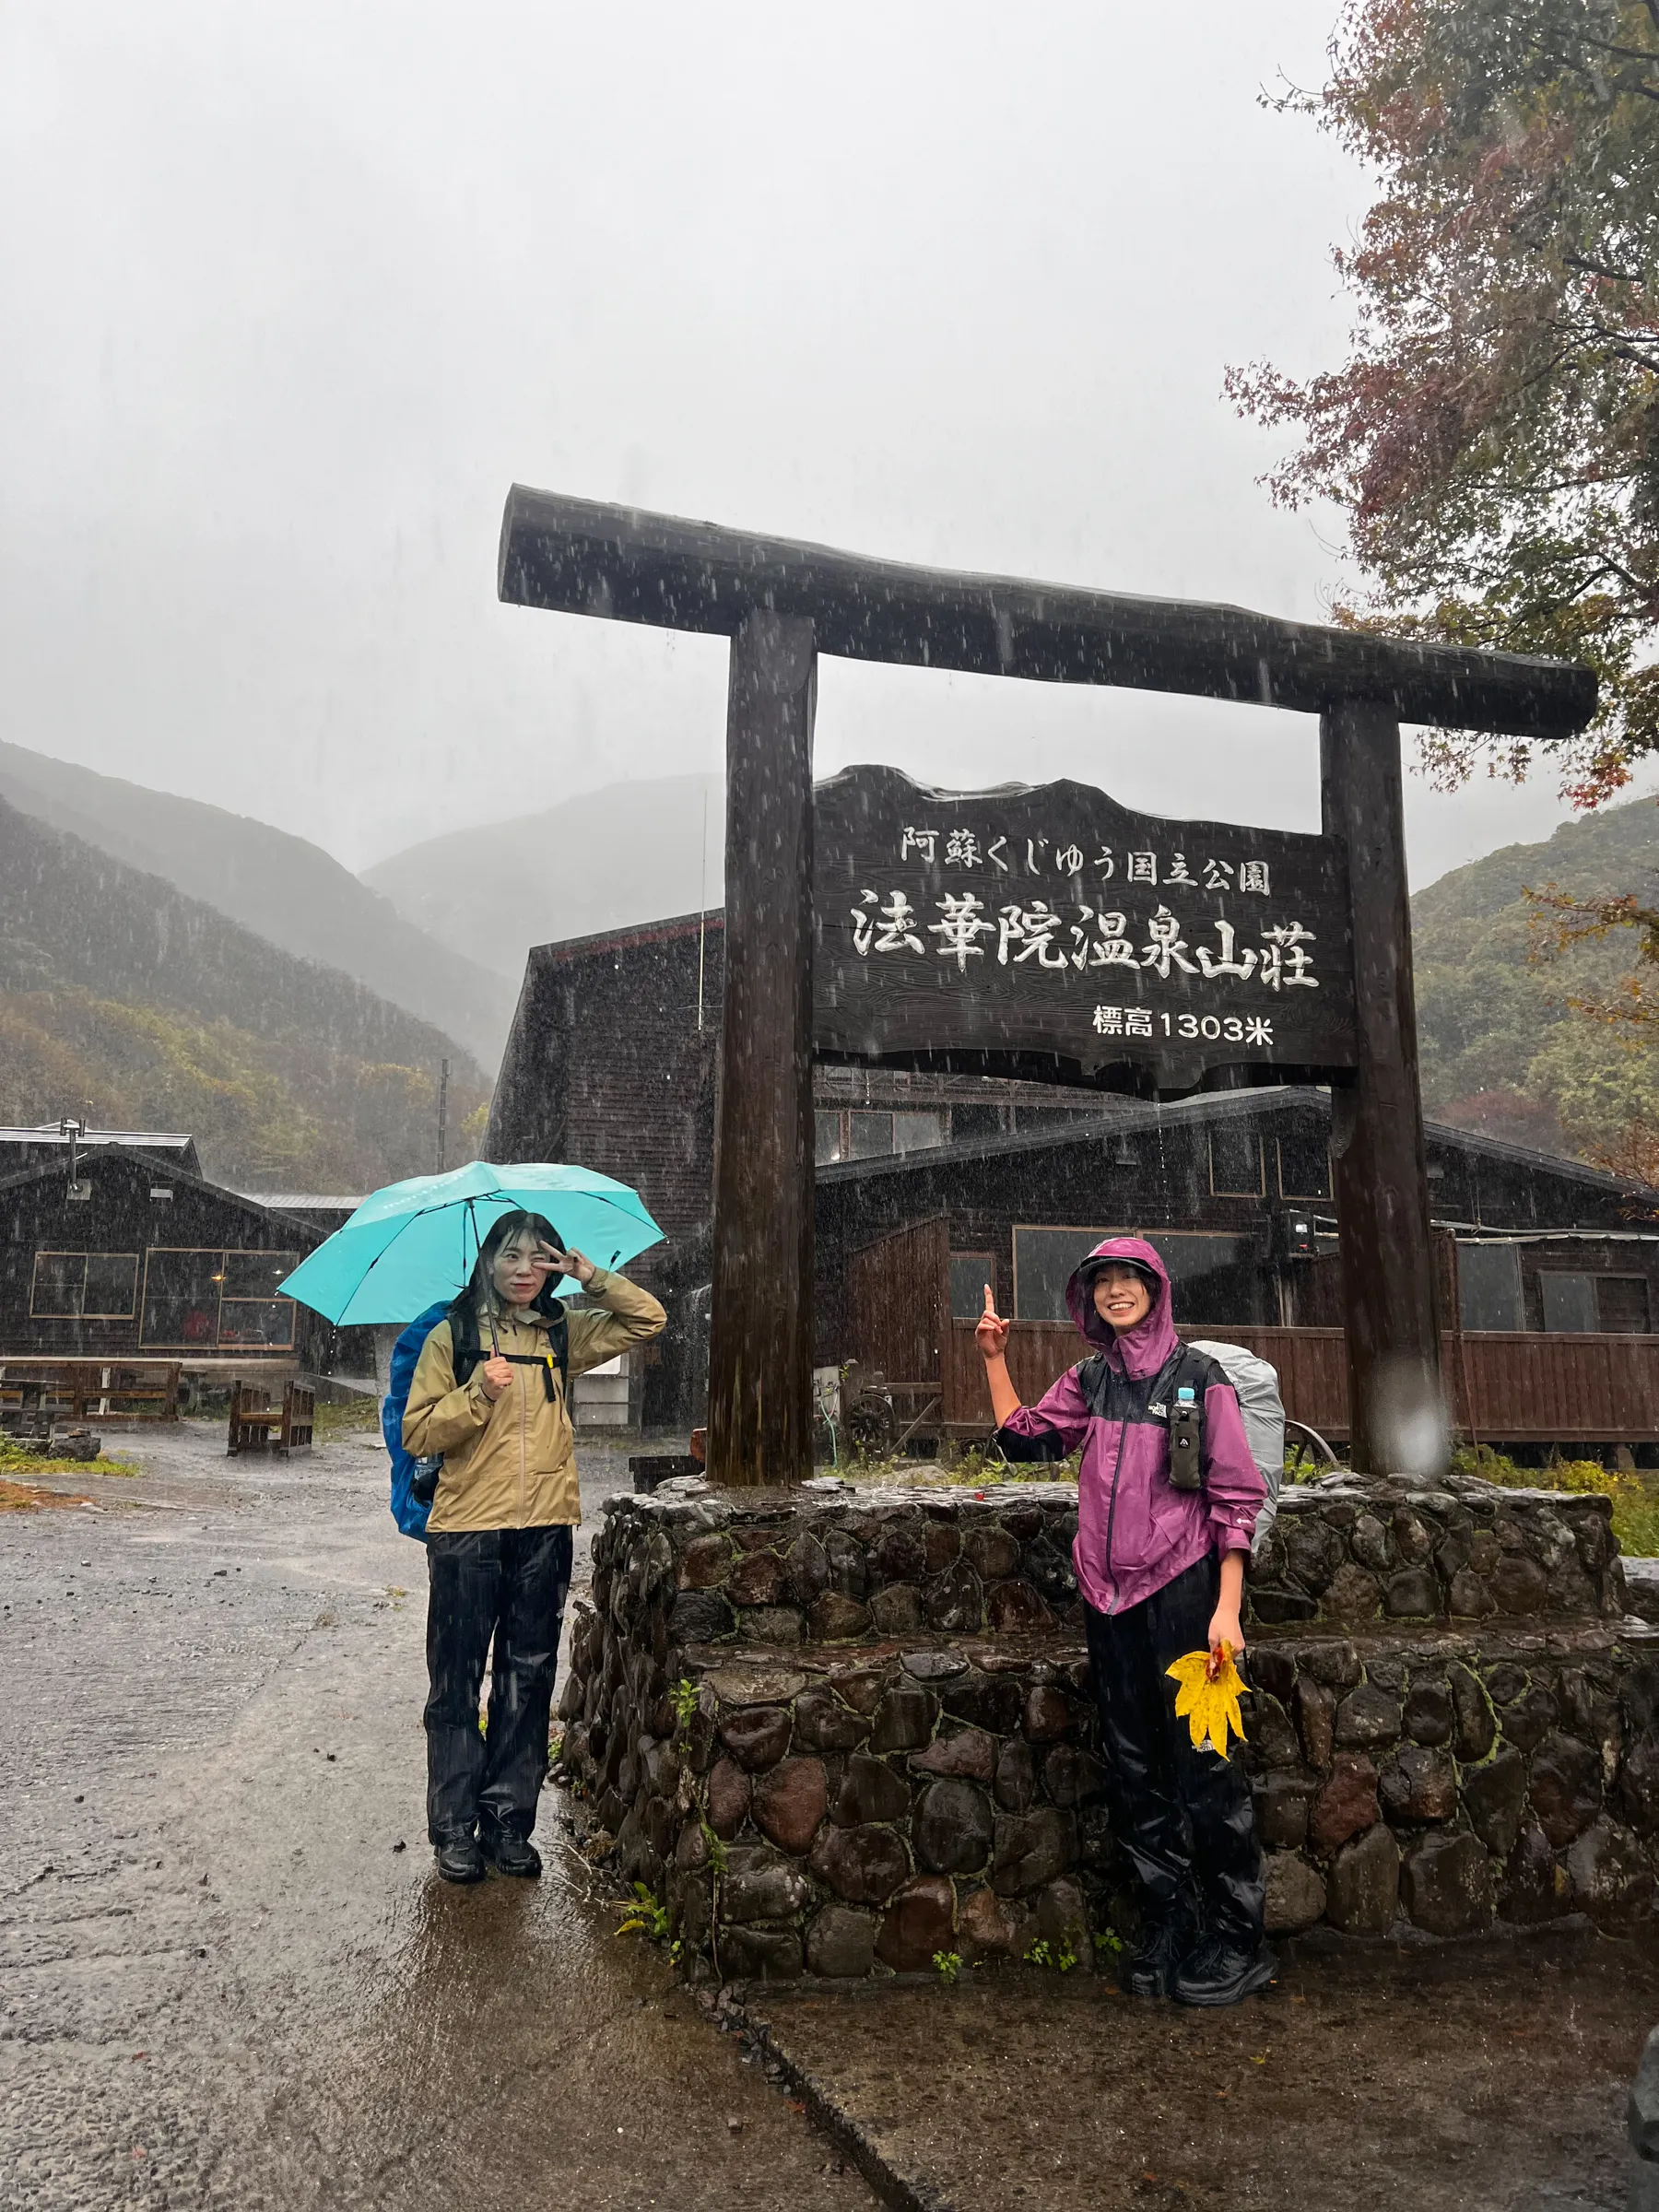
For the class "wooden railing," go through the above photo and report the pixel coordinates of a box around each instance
[941,1320,1659,1445]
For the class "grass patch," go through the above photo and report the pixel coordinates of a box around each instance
[840,1443,1080,1488]
[0,1437,139,1478]
[313,1397,382,1441]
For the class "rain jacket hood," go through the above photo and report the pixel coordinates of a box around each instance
[1065,1237,1178,1376]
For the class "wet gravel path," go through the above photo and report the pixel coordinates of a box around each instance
[0,1424,872,2211]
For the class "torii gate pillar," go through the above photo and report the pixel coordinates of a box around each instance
[1322,700,1443,1475]
[705,612,818,1488]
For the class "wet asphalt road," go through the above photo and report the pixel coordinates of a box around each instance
[0,1422,873,2212]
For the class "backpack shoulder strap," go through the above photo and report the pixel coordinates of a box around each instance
[1075,1352,1112,1417]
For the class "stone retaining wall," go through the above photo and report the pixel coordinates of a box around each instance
[556,1473,1659,1982]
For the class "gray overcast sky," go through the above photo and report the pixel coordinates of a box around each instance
[0,1,1630,883]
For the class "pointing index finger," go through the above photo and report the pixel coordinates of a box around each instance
[982,1284,995,1315]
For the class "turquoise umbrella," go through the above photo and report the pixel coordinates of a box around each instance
[276,1160,665,1327]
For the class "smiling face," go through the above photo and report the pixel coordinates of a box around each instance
[1091,1262,1154,1335]
[490,1230,551,1311]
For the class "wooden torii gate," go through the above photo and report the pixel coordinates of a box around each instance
[497,488,1594,1483]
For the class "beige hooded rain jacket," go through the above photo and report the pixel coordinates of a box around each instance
[403,1266,665,1533]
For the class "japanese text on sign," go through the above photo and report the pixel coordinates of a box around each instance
[897,824,1273,895]
[851,889,1320,993]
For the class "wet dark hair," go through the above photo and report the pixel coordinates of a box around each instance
[466,1209,566,1319]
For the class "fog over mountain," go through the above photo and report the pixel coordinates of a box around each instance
[362,773,724,977]
[0,740,516,1066]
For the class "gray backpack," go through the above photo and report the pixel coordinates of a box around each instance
[1186,1338,1284,1559]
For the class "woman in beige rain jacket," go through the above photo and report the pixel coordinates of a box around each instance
[404,1207,665,1883]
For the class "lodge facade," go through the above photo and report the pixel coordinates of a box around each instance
[487,915,1659,1456]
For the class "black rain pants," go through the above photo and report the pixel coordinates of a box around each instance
[1084,1552,1265,1947]
[425,1523,573,1846]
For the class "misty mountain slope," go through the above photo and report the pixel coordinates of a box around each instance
[1412,793,1659,1152]
[0,795,488,1191]
[0,740,515,1068]
[362,773,723,975]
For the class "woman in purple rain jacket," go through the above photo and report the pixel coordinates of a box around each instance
[977,1236,1274,2007]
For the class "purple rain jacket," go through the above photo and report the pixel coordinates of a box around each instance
[996,1237,1265,1618]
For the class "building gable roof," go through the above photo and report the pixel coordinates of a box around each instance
[0,1146,327,1245]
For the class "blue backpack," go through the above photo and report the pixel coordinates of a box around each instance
[384,1300,453,1540]
[382,1296,571,1540]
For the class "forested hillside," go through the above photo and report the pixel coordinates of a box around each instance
[0,797,488,1192]
[0,740,516,1067]
[1413,795,1659,1163]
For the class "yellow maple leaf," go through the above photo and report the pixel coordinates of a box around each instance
[1166,1645,1249,1758]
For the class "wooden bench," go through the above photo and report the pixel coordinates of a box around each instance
[0,1359,182,1424]
[227,1381,315,1457]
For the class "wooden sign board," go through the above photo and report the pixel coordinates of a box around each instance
[813,764,1356,1094]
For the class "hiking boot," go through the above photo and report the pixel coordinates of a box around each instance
[1119,1912,1192,1999]
[481,1829,542,1879]
[1171,1934,1277,2007]
[434,1833,486,1885]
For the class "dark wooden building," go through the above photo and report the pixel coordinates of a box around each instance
[818,1087,1659,1456]
[0,1143,335,1378]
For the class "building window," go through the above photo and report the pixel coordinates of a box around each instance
[1012,1227,1121,1321]
[948,1253,995,1320]
[1137,1231,1257,1324]
[1208,1126,1264,1197]
[949,1105,1004,1142]
[1011,1225,1258,1324]
[1277,1130,1332,1199]
[1539,1273,1596,1335]
[219,1251,301,1347]
[1596,1276,1652,1334]
[816,1108,947,1161]
[1457,1242,1523,1331]
[893,1111,946,1155]
[29,1251,139,1320]
[139,1249,299,1349]
[847,1112,895,1159]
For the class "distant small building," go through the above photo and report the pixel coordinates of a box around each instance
[0,1140,350,1378]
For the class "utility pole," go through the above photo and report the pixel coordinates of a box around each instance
[437,1059,450,1173]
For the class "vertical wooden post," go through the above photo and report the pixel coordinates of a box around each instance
[1320,700,1444,1474]
[707,610,818,1487]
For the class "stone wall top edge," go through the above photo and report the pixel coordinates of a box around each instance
[601,1479,1083,1526]
[603,1474,1616,1525]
